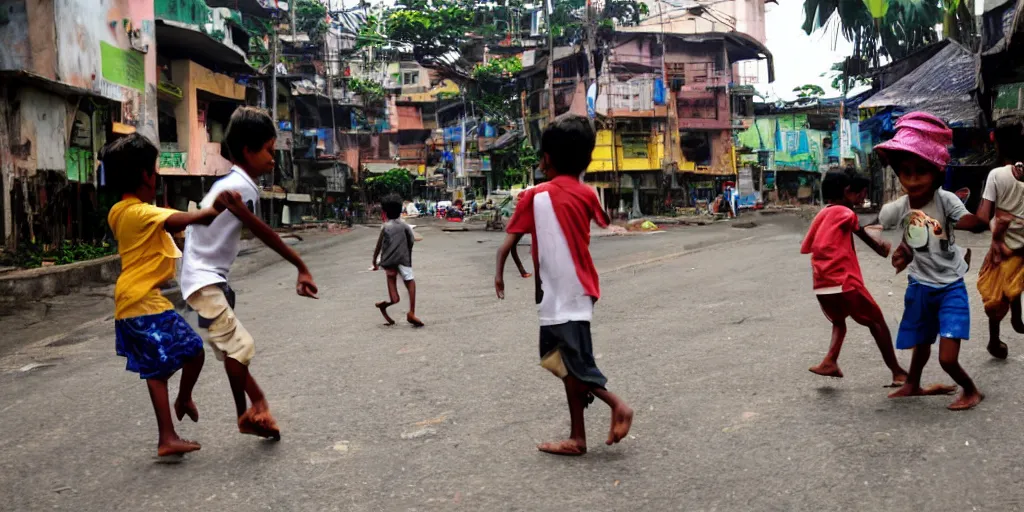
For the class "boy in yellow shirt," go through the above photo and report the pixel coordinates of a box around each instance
[104,134,236,457]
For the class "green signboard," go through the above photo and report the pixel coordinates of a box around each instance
[100,42,145,92]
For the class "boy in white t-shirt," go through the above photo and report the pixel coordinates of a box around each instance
[181,107,319,440]
[973,123,1024,359]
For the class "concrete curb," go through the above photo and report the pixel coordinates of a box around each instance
[0,255,121,304]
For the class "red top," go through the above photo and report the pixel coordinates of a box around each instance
[800,205,865,291]
[506,175,609,299]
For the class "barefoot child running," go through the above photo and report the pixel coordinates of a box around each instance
[801,170,908,386]
[105,134,236,457]
[868,112,988,411]
[372,193,424,326]
[495,115,633,456]
[181,107,319,440]
[971,122,1024,359]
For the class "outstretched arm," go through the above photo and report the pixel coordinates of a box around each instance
[495,233,524,299]
[855,225,891,258]
[223,194,318,298]
[955,213,989,233]
[163,191,237,233]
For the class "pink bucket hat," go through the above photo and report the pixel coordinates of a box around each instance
[874,112,952,170]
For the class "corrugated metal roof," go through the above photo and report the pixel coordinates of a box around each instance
[859,42,982,127]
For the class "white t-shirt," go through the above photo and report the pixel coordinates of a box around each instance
[532,191,594,326]
[878,189,968,287]
[180,167,261,299]
[982,165,1024,250]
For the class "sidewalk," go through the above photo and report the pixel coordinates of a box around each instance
[0,227,366,357]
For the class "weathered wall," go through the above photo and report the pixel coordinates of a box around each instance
[55,0,158,141]
[0,0,57,78]
[11,88,67,176]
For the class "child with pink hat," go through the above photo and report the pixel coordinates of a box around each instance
[867,112,989,411]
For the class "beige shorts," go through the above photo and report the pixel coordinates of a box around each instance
[187,284,255,366]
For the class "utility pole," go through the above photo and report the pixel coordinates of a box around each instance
[291,0,297,41]
[270,13,279,226]
[583,0,598,115]
[545,0,555,123]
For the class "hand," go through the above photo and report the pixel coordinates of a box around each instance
[495,275,505,299]
[891,241,912,274]
[213,190,243,213]
[372,263,379,271]
[874,238,892,258]
[296,270,319,299]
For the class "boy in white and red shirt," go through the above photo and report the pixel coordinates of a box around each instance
[801,170,907,386]
[495,115,633,456]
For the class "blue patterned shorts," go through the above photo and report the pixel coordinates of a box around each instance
[115,310,204,379]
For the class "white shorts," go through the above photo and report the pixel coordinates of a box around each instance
[397,265,414,282]
[814,286,844,295]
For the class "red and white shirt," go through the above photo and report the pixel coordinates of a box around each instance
[506,175,609,326]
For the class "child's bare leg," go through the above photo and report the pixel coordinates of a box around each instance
[375,270,400,325]
[591,386,634,445]
[511,245,531,277]
[223,357,250,417]
[889,344,957,398]
[404,279,424,327]
[538,376,588,455]
[810,319,846,378]
[939,337,984,410]
[851,302,908,385]
[146,378,200,457]
[1011,296,1024,333]
[225,359,280,439]
[174,350,205,422]
[987,301,1010,359]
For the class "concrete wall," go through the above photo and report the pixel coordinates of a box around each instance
[10,88,68,177]
[54,0,158,142]
[167,59,243,176]
[0,0,57,78]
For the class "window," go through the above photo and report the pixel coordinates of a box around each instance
[403,72,420,86]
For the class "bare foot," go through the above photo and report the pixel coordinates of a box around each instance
[520,273,532,278]
[174,398,199,422]
[157,438,201,457]
[809,361,843,379]
[537,439,586,456]
[375,301,395,325]
[606,405,634,445]
[988,340,1009,360]
[884,372,909,387]
[888,383,958,398]
[948,391,985,411]
[407,313,424,327]
[238,406,281,441]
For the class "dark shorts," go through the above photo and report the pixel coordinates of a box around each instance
[896,278,971,349]
[115,310,204,380]
[538,321,607,389]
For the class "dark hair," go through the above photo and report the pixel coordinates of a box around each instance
[994,123,1024,163]
[100,133,159,196]
[224,107,277,162]
[382,193,403,220]
[844,167,870,193]
[540,115,595,176]
[821,171,850,202]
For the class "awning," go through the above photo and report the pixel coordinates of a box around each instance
[155,20,253,75]
[286,193,312,203]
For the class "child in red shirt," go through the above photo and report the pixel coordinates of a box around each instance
[801,170,908,386]
[495,116,632,456]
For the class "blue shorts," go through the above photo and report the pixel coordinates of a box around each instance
[115,310,204,379]
[896,278,970,349]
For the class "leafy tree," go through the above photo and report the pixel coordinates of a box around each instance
[295,0,329,44]
[793,84,826,101]
[802,0,944,66]
[364,168,414,198]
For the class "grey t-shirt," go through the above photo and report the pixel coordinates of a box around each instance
[379,219,414,268]
[878,189,968,287]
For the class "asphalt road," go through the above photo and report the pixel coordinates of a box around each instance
[2,215,1022,511]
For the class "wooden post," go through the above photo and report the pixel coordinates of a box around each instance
[0,83,13,249]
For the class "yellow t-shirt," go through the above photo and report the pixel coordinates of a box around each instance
[108,197,181,319]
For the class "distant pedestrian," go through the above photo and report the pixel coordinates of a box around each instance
[181,107,319,440]
[800,169,908,386]
[372,193,423,326]
[104,134,236,457]
[971,123,1024,359]
[869,112,988,411]
[495,115,633,456]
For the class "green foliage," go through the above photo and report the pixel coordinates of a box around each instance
[295,0,329,44]
[494,140,537,190]
[471,56,523,82]
[364,168,414,197]
[0,241,116,269]
[802,0,943,65]
[349,78,386,104]
[793,84,826,100]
